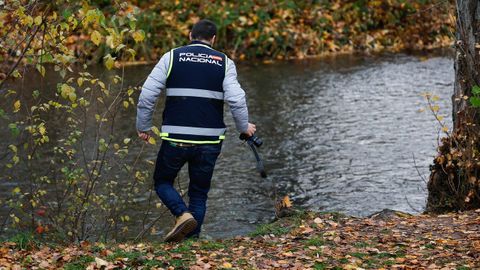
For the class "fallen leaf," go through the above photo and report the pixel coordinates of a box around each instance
[95,257,109,267]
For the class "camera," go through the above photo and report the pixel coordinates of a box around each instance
[239,133,263,147]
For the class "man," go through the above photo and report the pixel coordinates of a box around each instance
[136,19,256,242]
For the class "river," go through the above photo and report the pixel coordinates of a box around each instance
[0,52,453,240]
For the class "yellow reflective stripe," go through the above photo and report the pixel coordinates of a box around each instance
[161,137,221,144]
[223,53,228,76]
[167,49,175,78]
[160,133,225,144]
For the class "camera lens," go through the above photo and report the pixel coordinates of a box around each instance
[252,135,263,147]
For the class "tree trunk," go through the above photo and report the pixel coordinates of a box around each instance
[427,0,480,212]
[452,0,480,128]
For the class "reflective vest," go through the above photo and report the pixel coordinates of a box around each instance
[161,41,228,144]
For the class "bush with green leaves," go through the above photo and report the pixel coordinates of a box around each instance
[0,0,160,242]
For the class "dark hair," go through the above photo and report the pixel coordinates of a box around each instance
[191,19,217,40]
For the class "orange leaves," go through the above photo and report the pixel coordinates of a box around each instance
[281,195,292,208]
[2,210,480,269]
[35,225,45,234]
[132,0,453,61]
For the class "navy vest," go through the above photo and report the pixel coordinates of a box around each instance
[161,41,227,144]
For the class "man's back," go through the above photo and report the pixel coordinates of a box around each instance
[161,41,228,144]
[135,19,256,242]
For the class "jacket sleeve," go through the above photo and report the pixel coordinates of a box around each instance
[136,52,170,132]
[223,57,249,133]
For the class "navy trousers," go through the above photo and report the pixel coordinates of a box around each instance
[153,140,222,236]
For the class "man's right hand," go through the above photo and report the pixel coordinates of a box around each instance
[243,123,256,137]
[137,130,152,142]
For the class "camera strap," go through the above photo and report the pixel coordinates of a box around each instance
[245,139,267,178]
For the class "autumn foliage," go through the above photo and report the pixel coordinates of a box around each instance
[427,0,480,214]
[1,210,479,269]
[0,0,456,244]
[95,0,455,61]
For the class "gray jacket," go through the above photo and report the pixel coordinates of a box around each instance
[136,50,249,133]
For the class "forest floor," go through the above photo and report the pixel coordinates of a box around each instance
[1,209,479,269]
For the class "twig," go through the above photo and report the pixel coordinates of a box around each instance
[134,189,187,242]
[404,194,423,213]
[412,153,427,184]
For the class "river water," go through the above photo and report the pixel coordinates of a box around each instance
[0,53,454,240]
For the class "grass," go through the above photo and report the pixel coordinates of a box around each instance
[171,239,194,253]
[250,210,310,237]
[249,222,291,237]
[424,243,436,249]
[353,241,369,248]
[106,249,146,262]
[350,252,368,259]
[4,232,38,250]
[376,252,398,259]
[198,240,227,251]
[314,262,327,270]
[63,256,95,270]
[304,236,326,246]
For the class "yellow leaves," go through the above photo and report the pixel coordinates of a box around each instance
[282,196,292,208]
[441,126,449,133]
[36,64,45,77]
[21,15,34,27]
[91,30,102,46]
[222,262,233,268]
[123,101,129,109]
[106,31,122,49]
[126,48,136,60]
[95,257,109,268]
[238,16,248,26]
[12,70,21,78]
[98,138,108,152]
[430,105,439,112]
[60,84,77,102]
[148,137,156,145]
[83,9,102,27]
[132,30,145,43]
[104,54,115,70]
[98,81,106,89]
[151,126,161,137]
[34,16,42,26]
[11,214,20,224]
[77,77,84,87]
[8,145,17,154]
[38,124,47,136]
[12,187,21,194]
[13,100,21,112]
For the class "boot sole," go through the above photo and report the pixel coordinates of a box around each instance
[164,218,197,243]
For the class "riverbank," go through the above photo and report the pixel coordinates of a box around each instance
[122,1,454,61]
[1,210,479,269]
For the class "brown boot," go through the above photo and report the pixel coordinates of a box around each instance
[164,212,197,243]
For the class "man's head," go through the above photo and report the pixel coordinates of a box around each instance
[189,19,217,45]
